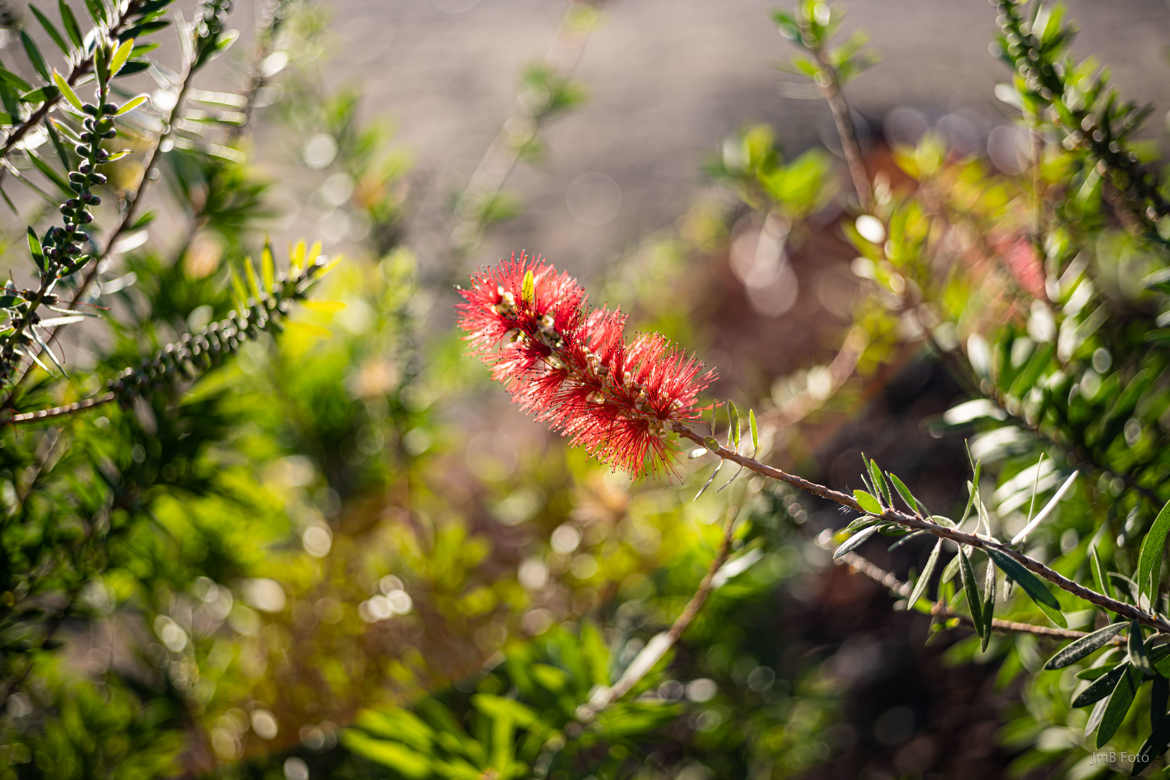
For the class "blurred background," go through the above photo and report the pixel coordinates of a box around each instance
[4,0,1170,777]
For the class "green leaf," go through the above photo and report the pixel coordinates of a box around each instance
[82,0,107,25]
[19,33,50,82]
[1073,664,1128,707]
[905,538,943,610]
[244,257,262,299]
[30,7,70,55]
[1137,500,1170,606]
[958,474,980,526]
[26,151,72,196]
[1130,621,1152,677]
[20,85,58,104]
[59,2,83,48]
[981,559,997,651]
[1097,666,1138,747]
[27,227,45,272]
[115,94,148,115]
[986,547,1061,611]
[833,524,879,559]
[728,401,741,449]
[888,472,925,515]
[1151,673,1168,731]
[340,731,430,778]
[93,42,108,93]
[261,241,276,294]
[853,490,883,516]
[0,66,32,93]
[229,267,248,310]
[1133,717,1170,776]
[866,457,891,508]
[108,38,134,79]
[958,547,983,635]
[51,71,83,112]
[1091,545,1115,601]
[749,408,759,452]
[1044,623,1126,669]
[45,121,71,171]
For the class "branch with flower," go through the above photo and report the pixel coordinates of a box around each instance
[458,251,1170,745]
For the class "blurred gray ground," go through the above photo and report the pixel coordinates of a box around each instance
[310,0,1170,278]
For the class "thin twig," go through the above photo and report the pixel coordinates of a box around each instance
[808,42,870,210]
[229,0,293,145]
[533,500,740,776]
[0,2,145,175]
[821,533,1101,642]
[5,51,204,402]
[8,391,114,424]
[672,423,1170,633]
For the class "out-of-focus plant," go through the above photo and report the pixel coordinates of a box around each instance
[434,0,1170,776]
[0,1,339,776]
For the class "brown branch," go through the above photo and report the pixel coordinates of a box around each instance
[808,42,871,211]
[8,391,114,424]
[5,56,206,403]
[672,423,1170,634]
[0,2,144,178]
[534,500,740,776]
[822,534,1103,642]
[229,0,293,145]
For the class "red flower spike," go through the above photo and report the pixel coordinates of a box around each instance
[457,252,717,476]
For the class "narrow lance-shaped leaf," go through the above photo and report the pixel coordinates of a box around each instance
[0,65,33,93]
[1044,623,1126,670]
[108,38,134,79]
[116,94,149,115]
[26,150,72,196]
[853,490,883,516]
[1129,621,1152,677]
[728,401,741,449]
[45,121,71,171]
[30,7,70,55]
[980,558,996,651]
[1152,675,1169,731]
[59,1,83,48]
[905,538,943,610]
[1137,500,1170,606]
[958,547,983,636]
[20,32,50,82]
[749,408,759,452]
[1096,666,1138,748]
[867,457,891,508]
[27,227,45,272]
[261,241,276,294]
[1134,717,1170,777]
[888,472,925,516]
[244,257,263,298]
[229,266,248,310]
[1011,469,1079,545]
[1073,664,1128,708]
[51,71,83,112]
[1091,545,1115,601]
[986,547,1061,611]
[82,0,107,25]
[833,525,880,560]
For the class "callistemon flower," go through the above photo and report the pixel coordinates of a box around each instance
[458,252,716,476]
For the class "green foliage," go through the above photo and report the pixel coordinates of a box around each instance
[342,624,679,779]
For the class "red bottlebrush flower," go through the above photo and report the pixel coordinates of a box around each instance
[457,252,717,476]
